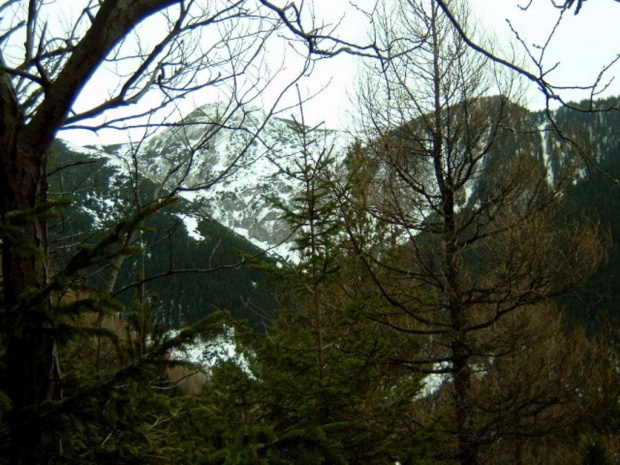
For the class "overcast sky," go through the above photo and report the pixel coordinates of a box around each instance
[471,0,620,105]
[298,0,620,131]
[58,0,620,145]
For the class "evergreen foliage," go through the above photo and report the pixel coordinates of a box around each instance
[250,117,426,464]
[579,435,616,465]
[47,141,278,330]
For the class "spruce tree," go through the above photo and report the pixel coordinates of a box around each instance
[254,111,422,463]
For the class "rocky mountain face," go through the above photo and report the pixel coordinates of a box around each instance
[49,104,347,328]
[97,103,349,259]
[56,100,586,258]
[50,97,620,328]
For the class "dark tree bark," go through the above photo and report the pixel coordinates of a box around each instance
[0,1,376,460]
[0,1,183,461]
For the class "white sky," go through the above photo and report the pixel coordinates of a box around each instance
[471,0,620,107]
[54,0,620,145]
[298,0,620,130]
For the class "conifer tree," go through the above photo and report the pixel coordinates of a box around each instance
[255,107,422,463]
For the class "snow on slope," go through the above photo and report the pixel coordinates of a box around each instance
[169,327,252,375]
[65,101,573,260]
[93,103,351,258]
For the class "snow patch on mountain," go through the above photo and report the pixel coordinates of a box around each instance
[169,327,252,375]
[175,213,205,241]
[58,105,346,257]
[98,104,351,254]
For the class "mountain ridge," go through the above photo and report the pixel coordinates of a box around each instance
[50,97,620,328]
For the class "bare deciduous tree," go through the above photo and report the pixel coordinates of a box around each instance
[347,1,605,464]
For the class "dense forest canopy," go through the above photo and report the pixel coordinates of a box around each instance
[1,0,620,464]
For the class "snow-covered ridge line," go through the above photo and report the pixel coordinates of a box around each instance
[63,103,351,256]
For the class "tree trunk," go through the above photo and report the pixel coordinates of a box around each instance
[1,137,62,462]
[1,52,63,463]
[445,207,477,465]
[0,2,186,460]
[452,336,477,465]
[515,436,523,465]
[430,6,477,463]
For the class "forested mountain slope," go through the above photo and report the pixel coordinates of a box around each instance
[48,98,620,330]
[48,139,279,329]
